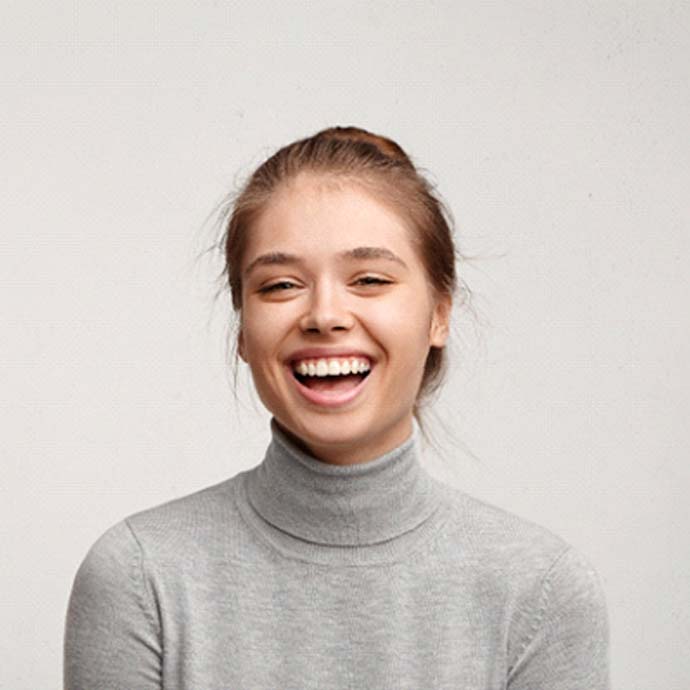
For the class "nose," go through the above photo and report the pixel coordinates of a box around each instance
[299,280,355,334]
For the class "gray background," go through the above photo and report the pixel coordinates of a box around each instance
[1,2,688,688]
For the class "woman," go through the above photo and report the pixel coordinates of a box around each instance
[64,126,610,689]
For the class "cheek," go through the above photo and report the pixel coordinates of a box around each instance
[241,306,290,353]
[366,294,432,343]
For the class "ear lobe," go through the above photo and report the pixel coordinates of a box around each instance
[429,294,452,348]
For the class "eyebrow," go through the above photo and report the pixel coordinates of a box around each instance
[243,246,408,277]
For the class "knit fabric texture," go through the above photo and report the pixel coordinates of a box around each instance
[64,416,610,689]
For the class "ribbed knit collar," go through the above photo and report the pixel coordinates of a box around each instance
[239,417,451,564]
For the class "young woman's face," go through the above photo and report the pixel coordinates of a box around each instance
[238,173,451,465]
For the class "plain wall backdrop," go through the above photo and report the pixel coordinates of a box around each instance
[1,1,688,688]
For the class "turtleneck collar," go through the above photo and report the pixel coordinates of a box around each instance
[238,417,452,564]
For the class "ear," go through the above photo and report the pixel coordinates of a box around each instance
[429,293,452,348]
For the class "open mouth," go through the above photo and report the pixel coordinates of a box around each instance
[286,357,375,407]
[292,368,371,392]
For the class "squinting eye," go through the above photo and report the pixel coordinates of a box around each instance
[259,281,297,293]
[355,276,391,286]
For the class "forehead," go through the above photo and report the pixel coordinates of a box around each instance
[247,174,415,256]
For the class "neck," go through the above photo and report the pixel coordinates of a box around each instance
[243,416,448,554]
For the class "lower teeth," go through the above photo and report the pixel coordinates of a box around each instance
[296,372,367,392]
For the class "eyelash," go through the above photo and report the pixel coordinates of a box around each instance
[259,276,392,293]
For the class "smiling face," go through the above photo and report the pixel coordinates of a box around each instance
[238,172,451,465]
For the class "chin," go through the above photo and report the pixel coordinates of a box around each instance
[282,411,374,446]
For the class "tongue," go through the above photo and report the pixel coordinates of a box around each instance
[303,373,363,393]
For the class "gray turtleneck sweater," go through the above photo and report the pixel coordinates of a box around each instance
[64,418,610,689]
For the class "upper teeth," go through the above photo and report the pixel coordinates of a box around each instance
[293,357,371,377]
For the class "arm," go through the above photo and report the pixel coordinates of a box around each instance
[63,520,163,690]
[507,546,611,690]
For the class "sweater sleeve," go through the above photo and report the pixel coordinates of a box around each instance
[507,545,611,690]
[63,519,163,690]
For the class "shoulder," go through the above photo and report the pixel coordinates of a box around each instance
[125,471,251,559]
[434,483,609,680]
[434,482,607,612]
[69,518,145,599]
[505,537,610,685]
[76,471,249,580]
[437,481,571,569]
[65,518,161,653]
